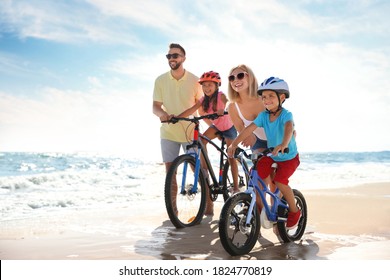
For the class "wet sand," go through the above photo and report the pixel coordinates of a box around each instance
[0,182,389,260]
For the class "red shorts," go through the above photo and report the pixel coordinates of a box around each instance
[256,154,300,185]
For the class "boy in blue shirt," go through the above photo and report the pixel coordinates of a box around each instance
[227,77,301,229]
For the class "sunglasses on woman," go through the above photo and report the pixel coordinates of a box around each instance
[228,72,247,82]
[166,53,182,59]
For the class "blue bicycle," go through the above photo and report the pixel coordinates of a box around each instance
[218,147,307,256]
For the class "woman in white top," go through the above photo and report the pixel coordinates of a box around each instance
[227,64,267,151]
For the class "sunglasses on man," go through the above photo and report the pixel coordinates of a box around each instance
[166,53,182,59]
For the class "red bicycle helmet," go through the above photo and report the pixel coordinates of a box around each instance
[198,71,221,86]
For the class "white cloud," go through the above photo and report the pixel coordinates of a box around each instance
[86,0,179,30]
[0,0,139,44]
[106,53,167,83]
[87,76,102,88]
[0,51,33,76]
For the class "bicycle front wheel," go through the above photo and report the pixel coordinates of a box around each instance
[218,193,260,256]
[222,158,249,201]
[164,154,207,228]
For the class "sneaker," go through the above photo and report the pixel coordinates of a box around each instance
[286,209,301,230]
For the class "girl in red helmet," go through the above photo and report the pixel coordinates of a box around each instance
[177,71,239,215]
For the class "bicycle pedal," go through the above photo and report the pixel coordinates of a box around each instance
[277,205,288,218]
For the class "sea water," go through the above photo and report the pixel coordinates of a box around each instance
[0,151,389,221]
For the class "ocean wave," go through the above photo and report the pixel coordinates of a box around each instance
[1,151,389,221]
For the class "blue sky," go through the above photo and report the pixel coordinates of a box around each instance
[1,0,389,156]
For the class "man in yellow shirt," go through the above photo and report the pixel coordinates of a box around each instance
[153,43,203,173]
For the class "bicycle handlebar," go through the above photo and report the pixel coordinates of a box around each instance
[161,111,228,124]
[234,147,289,159]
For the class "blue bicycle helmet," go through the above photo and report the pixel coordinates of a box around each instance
[257,77,290,98]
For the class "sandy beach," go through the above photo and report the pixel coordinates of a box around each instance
[1,182,389,260]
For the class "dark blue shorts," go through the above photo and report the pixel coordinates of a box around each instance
[211,125,237,140]
[252,137,268,150]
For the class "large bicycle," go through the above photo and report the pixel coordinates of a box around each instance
[163,113,249,228]
[218,147,307,256]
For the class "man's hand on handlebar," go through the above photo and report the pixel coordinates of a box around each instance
[160,113,174,123]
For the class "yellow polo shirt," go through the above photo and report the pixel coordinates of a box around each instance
[153,70,203,142]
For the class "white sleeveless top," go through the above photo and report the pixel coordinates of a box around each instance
[234,103,267,140]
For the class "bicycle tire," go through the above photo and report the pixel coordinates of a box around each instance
[277,189,307,242]
[222,158,250,201]
[218,193,260,256]
[164,154,207,228]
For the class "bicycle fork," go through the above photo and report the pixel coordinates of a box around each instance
[245,187,257,227]
[181,142,203,195]
[243,181,289,227]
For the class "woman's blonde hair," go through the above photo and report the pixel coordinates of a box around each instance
[227,64,258,102]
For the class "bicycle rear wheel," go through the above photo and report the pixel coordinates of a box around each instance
[218,193,260,256]
[164,154,207,228]
[277,189,307,242]
[222,158,249,201]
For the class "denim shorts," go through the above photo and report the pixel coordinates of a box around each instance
[252,137,268,150]
[210,125,237,140]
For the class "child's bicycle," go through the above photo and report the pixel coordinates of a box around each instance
[163,112,249,228]
[218,147,307,256]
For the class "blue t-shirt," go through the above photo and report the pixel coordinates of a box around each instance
[253,108,298,161]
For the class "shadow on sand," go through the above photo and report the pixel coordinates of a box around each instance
[134,217,325,260]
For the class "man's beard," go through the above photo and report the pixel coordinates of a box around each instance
[169,61,182,70]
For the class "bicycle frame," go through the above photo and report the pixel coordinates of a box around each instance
[238,152,289,226]
[183,120,229,194]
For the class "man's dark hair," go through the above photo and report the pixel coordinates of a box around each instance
[169,43,186,56]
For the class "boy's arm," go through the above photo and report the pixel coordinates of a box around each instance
[273,120,294,155]
[227,123,257,157]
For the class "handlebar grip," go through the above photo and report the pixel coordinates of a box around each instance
[234,147,251,159]
[161,117,178,124]
[208,113,219,120]
[208,111,228,120]
[266,147,289,154]
[234,147,243,158]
